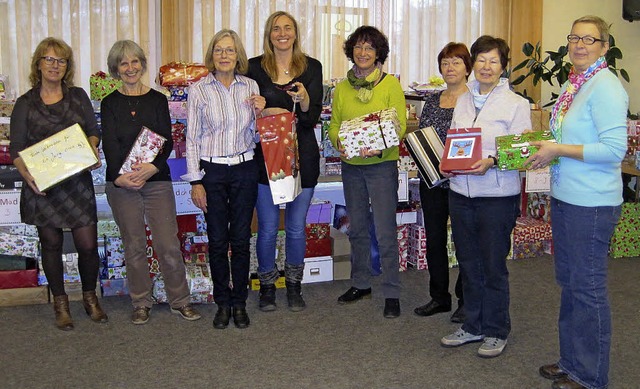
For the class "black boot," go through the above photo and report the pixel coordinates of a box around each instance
[258,284,277,312]
[285,263,306,312]
[285,281,306,312]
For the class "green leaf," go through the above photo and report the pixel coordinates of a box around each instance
[608,47,622,59]
[512,60,528,72]
[511,74,526,85]
[523,42,534,56]
[621,68,630,83]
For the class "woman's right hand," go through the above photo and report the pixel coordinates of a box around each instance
[191,184,207,213]
[13,157,45,196]
[114,173,145,190]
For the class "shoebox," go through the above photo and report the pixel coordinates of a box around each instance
[0,268,38,289]
[302,256,333,284]
[330,227,350,256]
[306,202,331,224]
[332,254,351,281]
[100,278,129,297]
[0,233,40,258]
[398,224,410,271]
[305,237,331,258]
[0,224,38,237]
[0,254,36,271]
[306,223,330,240]
[100,265,127,280]
[249,272,286,291]
[104,236,125,268]
[0,285,49,307]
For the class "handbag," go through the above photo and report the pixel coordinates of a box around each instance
[256,103,301,204]
[403,127,447,188]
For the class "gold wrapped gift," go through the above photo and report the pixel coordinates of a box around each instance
[18,123,98,191]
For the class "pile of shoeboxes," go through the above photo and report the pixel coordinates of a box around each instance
[510,186,553,259]
[0,226,47,306]
[627,119,640,168]
[609,202,640,258]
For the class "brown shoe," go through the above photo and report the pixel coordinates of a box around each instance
[53,295,74,331]
[539,363,567,380]
[171,304,202,321]
[552,377,586,389]
[82,291,108,323]
[131,306,151,325]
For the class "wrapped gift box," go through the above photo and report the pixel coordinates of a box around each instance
[525,192,551,223]
[0,140,10,164]
[306,202,331,224]
[159,62,209,86]
[184,252,208,265]
[18,123,98,192]
[0,224,38,237]
[89,71,122,101]
[101,265,127,280]
[62,253,80,283]
[166,86,188,101]
[305,223,330,240]
[511,217,552,259]
[168,101,188,119]
[0,233,39,257]
[511,240,544,260]
[119,126,167,174]
[172,141,186,159]
[441,127,482,173]
[609,202,640,258]
[0,255,35,270]
[171,119,187,143]
[305,237,331,258]
[100,278,129,296]
[0,285,48,306]
[97,219,120,237]
[104,236,125,268]
[496,130,558,171]
[152,274,168,303]
[0,268,38,289]
[0,164,24,189]
[338,108,401,159]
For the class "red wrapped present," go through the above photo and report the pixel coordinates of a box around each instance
[441,127,482,173]
[304,238,331,258]
[305,223,330,240]
[159,62,209,86]
[0,268,38,289]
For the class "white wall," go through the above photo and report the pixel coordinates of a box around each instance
[542,0,640,114]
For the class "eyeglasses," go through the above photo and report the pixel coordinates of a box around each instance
[41,56,68,66]
[213,47,237,56]
[566,34,605,45]
[354,45,375,53]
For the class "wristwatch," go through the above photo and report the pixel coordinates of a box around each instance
[488,155,498,167]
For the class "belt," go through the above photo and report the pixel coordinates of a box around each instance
[201,150,254,166]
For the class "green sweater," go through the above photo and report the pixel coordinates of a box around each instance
[328,74,407,165]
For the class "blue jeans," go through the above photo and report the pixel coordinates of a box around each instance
[551,197,620,389]
[256,184,315,273]
[342,161,400,298]
[200,159,258,308]
[449,191,519,340]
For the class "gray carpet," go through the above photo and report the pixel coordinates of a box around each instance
[1,256,638,389]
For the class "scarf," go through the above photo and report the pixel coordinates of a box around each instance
[347,63,382,103]
[549,56,607,180]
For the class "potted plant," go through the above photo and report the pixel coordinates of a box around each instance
[510,33,630,107]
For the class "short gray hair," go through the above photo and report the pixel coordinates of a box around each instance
[572,15,610,43]
[107,40,148,79]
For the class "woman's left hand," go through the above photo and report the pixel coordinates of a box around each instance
[287,82,310,112]
[466,158,494,175]
[248,94,266,117]
[129,162,159,183]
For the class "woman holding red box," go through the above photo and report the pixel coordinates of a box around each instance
[248,11,323,312]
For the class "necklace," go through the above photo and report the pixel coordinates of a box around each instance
[127,98,139,121]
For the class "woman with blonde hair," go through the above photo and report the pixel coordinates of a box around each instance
[248,11,323,312]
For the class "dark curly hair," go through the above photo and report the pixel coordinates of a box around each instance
[343,26,389,65]
[470,35,510,70]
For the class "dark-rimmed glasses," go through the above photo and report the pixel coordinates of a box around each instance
[566,34,605,45]
[41,56,68,66]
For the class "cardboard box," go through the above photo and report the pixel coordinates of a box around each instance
[18,124,98,192]
[495,130,557,171]
[302,256,333,284]
[332,254,351,280]
[250,273,286,291]
[338,108,401,159]
[330,227,350,256]
[0,285,49,306]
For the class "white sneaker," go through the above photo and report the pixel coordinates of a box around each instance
[477,337,507,358]
[441,328,485,347]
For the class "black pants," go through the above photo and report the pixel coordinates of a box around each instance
[419,181,462,306]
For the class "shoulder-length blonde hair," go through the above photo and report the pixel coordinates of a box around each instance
[204,29,249,74]
[260,11,308,81]
[29,37,75,87]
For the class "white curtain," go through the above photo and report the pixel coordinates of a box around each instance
[181,0,483,88]
[0,0,157,98]
[0,0,492,96]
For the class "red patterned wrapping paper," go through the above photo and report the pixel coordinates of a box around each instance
[119,126,167,174]
[159,62,209,87]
